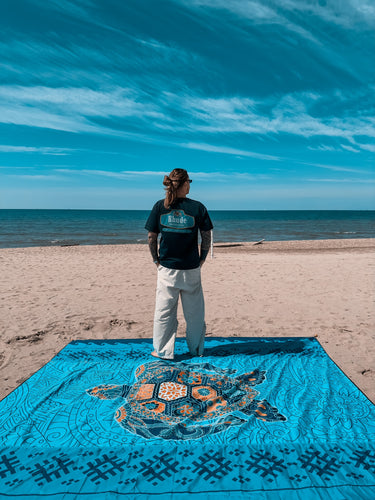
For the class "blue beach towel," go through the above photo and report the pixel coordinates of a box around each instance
[0,337,374,498]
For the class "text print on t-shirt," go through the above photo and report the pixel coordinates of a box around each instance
[160,210,195,232]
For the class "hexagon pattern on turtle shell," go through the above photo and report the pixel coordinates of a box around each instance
[87,361,286,440]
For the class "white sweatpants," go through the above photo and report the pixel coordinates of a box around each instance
[153,265,206,359]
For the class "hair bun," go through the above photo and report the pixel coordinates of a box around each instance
[163,175,172,186]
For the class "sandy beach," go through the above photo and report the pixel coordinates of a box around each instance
[1,238,374,402]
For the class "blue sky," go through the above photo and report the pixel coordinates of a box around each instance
[0,0,374,210]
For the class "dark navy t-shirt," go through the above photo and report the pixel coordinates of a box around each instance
[145,198,213,269]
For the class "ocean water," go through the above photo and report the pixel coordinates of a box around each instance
[0,209,374,249]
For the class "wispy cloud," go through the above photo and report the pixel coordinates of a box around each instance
[176,0,320,44]
[1,85,374,154]
[192,171,269,181]
[173,0,374,85]
[181,142,279,161]
[357,143,375,152]
[162,90,375,142]
[54,168,268,182]
[307,178,371,183]
[279,0,375,28]
[0,145,74,155]
[5,173,64,180]
[73,169,167,180]
[176,0,375,29]
[0,85,168,137]
[308,144,339,152]
[304,162,369,174]
[0,29,211,95]
[28,0,95,21]
[341,144,360,153]
[0,85,163,119]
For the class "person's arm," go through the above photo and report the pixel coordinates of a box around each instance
[148,231,159,266]
[200,230,211,266]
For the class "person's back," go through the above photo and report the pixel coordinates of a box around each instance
[145,169,213,359]
[146,197,211,270]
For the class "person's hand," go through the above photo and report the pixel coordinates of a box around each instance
[200,259,205,267]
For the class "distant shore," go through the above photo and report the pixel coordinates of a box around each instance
[1,238,374,403]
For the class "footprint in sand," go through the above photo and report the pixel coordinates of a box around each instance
[6,331,46,344]
[109,319,136,330]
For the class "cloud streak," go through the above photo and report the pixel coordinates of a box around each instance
[181,142,279,161]
[176,0,375,29]
[54,169,268,182]
[1,85,373,149]
[28,0,96,22]
[0,145,74,155]
[307,178,370,183]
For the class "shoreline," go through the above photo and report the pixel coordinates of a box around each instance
[214,238,375,252]
[1,237,374,253]
[1,238,374,403]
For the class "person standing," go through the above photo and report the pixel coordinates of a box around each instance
[145,168,213,360]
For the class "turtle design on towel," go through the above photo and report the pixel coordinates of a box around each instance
[87,360,286,440]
